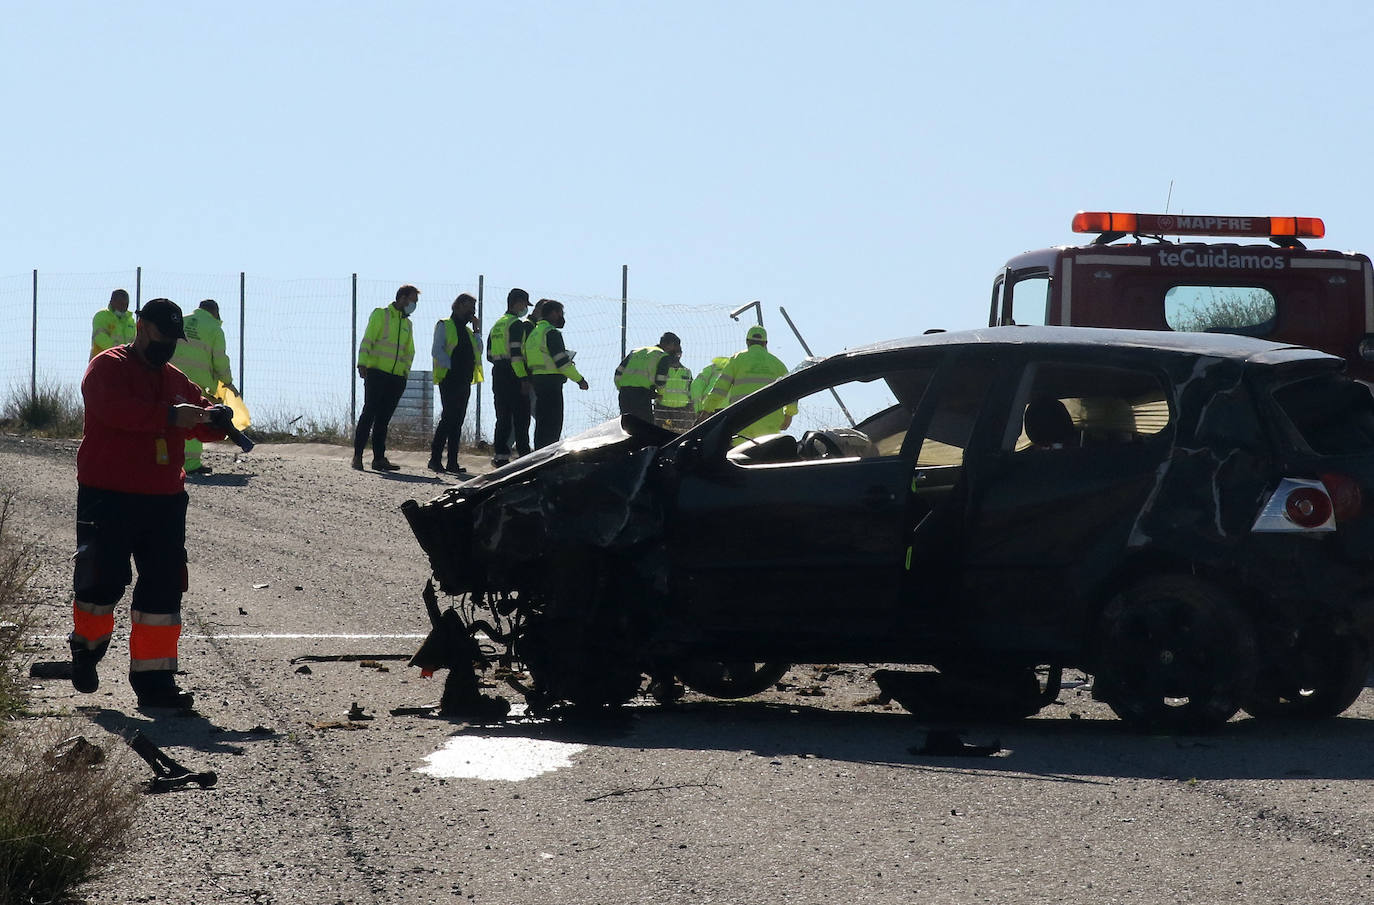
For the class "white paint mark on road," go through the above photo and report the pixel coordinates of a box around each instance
[417,735,586,781]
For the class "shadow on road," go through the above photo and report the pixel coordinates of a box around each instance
[447,699,1374,783]
[82,705,281,756]
[372,470,446,484]
[187,472,253,487]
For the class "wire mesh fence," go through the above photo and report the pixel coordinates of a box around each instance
[1,269,759,443]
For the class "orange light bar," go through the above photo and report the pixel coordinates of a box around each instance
[1072,211,1137,234]
[1071,211,1325,239]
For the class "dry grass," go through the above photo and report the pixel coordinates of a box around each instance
[0,722,144,905]
[0,494,143,903]
[0,496,35,717]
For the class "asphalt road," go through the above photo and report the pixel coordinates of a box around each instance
[5,433,1374,904]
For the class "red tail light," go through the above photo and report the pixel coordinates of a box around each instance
[1320,472,1363,523]
[1285,487,1334,528]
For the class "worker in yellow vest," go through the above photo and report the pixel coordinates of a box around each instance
[485,288,533,467]
[690,355,731,423]
[525,300,588,449]
[353,284,417,472]
[702,325,797,439]
[429,293,483,477]
[653,348,694,432]
[171,299,238,476]
[91,288,135,359]
[614,332,681,423]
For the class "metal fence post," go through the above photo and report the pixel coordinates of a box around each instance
[475,274,484,442]
[135,266,142,312]
[239,272,246,396]
[620,264,628,361]
[350,273,358,425]
[30,270,37,399]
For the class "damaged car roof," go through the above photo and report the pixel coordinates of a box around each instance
[848,324,1341,365]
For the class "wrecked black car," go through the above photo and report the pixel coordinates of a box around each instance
[403,326,1374,732]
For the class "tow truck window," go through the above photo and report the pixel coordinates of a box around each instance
[1001,274,1050,326]
[1164,285,1277,336]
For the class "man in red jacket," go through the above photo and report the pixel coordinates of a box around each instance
[71,298,228,710]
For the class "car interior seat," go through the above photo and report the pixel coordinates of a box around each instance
[1023,396,1076,449]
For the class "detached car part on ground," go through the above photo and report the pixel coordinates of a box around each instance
[404,326,1374,733]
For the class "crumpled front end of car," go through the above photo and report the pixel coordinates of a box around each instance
[402,423,672,715]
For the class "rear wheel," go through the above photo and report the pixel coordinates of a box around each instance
[1093,576,1257,733]
[1243,623,1370,720]
[676,660,791,699]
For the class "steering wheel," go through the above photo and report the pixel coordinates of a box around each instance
[799,429,844,459]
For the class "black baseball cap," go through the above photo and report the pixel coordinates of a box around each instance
[138,298,186,339]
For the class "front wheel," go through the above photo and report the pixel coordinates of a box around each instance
[676,660,791,699]
[1093,576,1257,733]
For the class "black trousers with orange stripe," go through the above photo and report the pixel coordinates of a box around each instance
[72,485,188,693]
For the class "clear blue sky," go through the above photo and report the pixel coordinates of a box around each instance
[5,0,1372,361]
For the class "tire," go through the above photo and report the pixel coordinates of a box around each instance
[1243,624,1370,720]
[1093,576,1257,733]
[676,660,791,699]
[516,553,646,712]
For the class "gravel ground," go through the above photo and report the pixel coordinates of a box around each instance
[5,432,1374,904]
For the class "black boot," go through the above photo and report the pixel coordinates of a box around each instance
[68,633,105,694]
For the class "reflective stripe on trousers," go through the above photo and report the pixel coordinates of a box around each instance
[129,609,181,673]
[72,599,115,649]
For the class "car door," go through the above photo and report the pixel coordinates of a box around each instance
[958,354,1177,653]
[664,351,941,658]
[895,351,1003,641]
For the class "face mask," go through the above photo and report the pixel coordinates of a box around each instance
[403,300,417,316]
[143,338,177,367]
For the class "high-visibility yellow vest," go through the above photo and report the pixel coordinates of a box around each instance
[526,321,584,381]
[171,308,233,393]
[692,357,731,412]
[91,308,135,359]
[704,345,797,437]
[615,345,665,390]
[433,318,484,385]
[487,312,528,378]
[659,364,692,409]
[358,305,414,377]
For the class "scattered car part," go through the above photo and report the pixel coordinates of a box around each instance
[125,730,217,793]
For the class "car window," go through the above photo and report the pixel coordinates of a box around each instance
[727,366,935,467]
[1006,362,1172,451]
[914,360,997,467]
[1272,374,1374,455]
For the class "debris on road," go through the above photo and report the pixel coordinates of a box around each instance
[43,735,106,771]
[125,730,218,792]
[289,653,411,664]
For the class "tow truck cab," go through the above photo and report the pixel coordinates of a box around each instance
[990,212,1374,380]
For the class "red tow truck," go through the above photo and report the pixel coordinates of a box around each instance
[990,212,1374,380]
